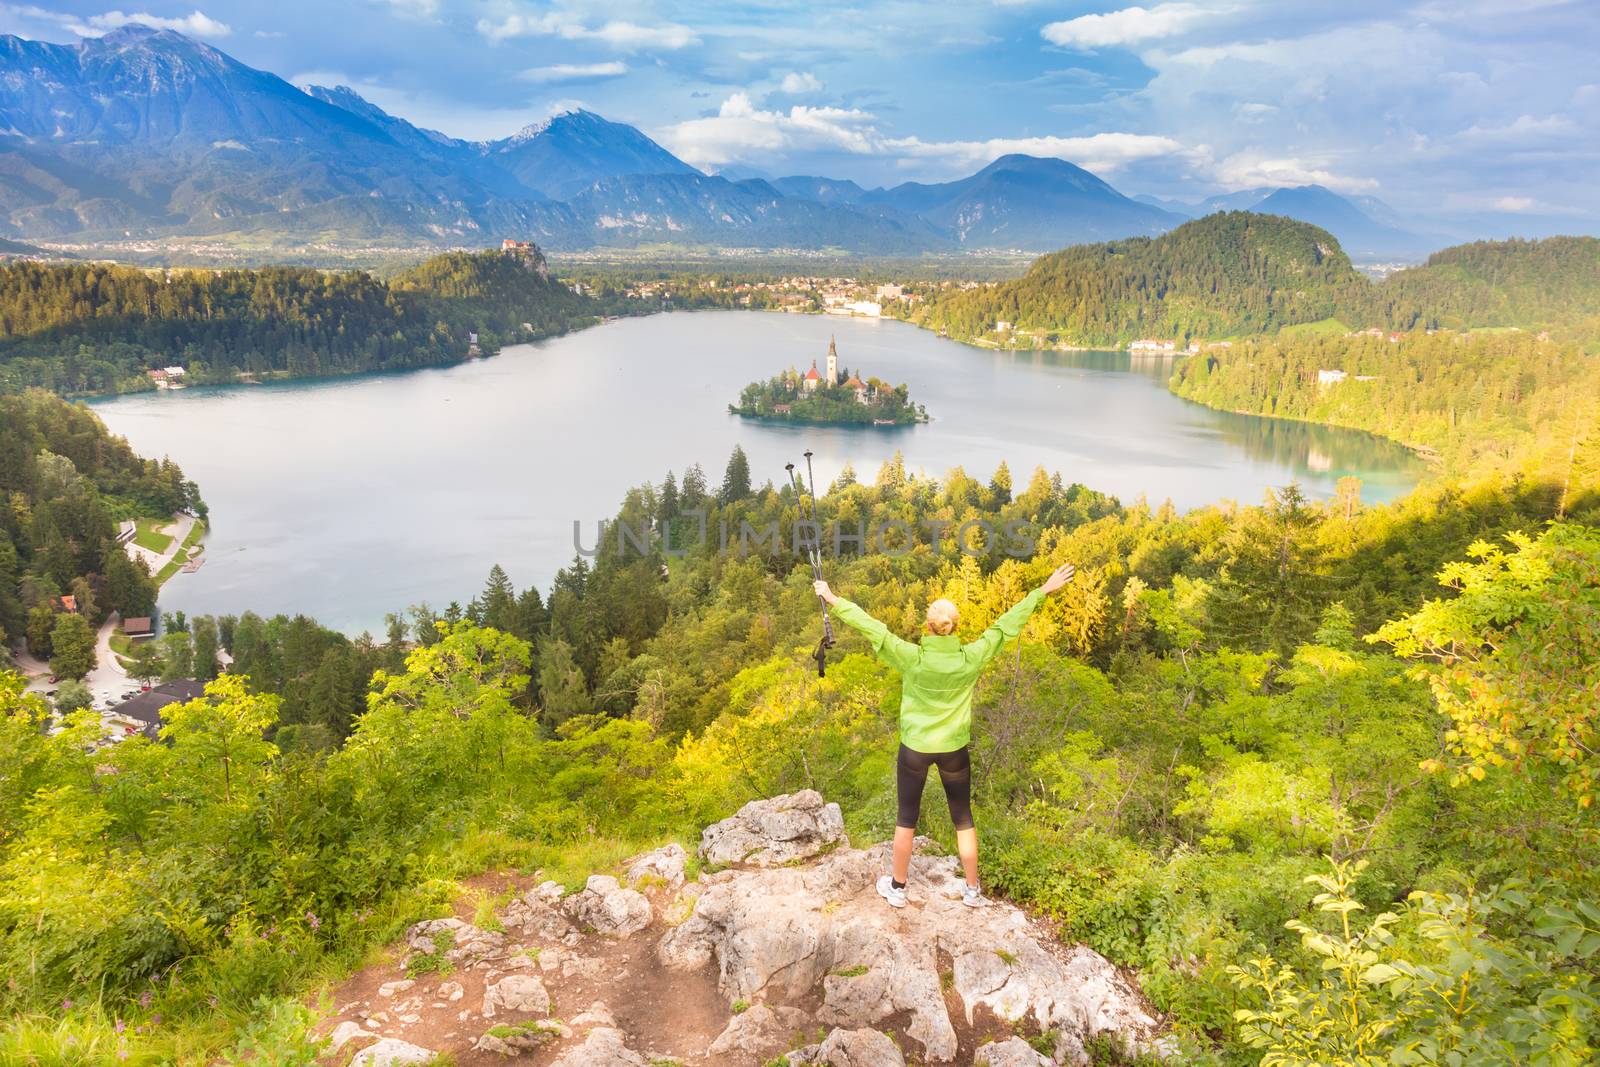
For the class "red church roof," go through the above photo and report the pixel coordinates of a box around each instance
[804,362,821,380]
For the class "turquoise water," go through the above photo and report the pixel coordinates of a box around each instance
[93,311,1424,632]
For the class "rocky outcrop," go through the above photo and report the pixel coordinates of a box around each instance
[316,793,1166,1066]
[626,842,687,887]
[661,832,1164,1063]
[481,973,550,1017]
[976,1036,1055,1066]
[788,1027,907,1066]
[547,1025,649,1066]
[563,874,652,936]
[709,1002,812,1059]
[698,788,846,867]
[404,916,505,963]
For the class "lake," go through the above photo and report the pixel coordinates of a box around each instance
[93,311,1424,633]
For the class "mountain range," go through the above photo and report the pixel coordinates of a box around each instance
[1135,185,1429,257]
[0,25,1431,258]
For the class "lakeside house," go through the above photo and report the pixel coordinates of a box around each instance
[123,616,155,640]
[146,366,188,389]
[114,520,136,546]
[1129,339,1178,353]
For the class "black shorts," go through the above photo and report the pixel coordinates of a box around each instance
[896,744,973,831]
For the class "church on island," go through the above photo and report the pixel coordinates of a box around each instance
[797,337,872,403]
[730,336,927,426]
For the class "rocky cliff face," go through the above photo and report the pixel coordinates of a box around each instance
[318,791,1166,1066]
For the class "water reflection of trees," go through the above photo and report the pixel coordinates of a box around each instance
[1206,409,1425,483]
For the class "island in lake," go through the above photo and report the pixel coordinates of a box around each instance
[730,336,929,425]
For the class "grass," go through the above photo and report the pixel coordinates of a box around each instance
[994,948,1018,967]
[132,517,174,553]
[731,999,750,1014]
[1277,316,1352,338]
[153,519,206,585]
[830,964,869,978]
[484,1021,561,1040]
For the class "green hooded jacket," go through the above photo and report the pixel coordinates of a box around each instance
[830,587,1046,752]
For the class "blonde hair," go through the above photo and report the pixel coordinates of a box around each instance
[925,598,959,636]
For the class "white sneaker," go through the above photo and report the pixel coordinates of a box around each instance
[876,875,908,908]
[962,883,986,908]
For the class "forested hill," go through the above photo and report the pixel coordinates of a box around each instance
[904,213,1372,346]
[0,390,199,652]
[1375,235,1600,334]
[0,245,612,396]
[906,217,1600,347]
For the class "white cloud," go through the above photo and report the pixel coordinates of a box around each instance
[1212,150,1377,192]
[84,9,231,37]
[478,13,697,51]
[779,72,823,94]
[657,92,879,166]
[1042,3,1209,49]
[1493,195,1536,212]
[657,91,1187,177]
[519,61,627,84]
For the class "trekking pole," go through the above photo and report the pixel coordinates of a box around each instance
[787,458,833,676]
[802,451,835,672]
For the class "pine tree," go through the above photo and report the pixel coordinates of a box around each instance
[537,635,592,730]
[659,471,680,521]
[481,564,518,632]
[989,461,1013,504]
[719,445,752,503]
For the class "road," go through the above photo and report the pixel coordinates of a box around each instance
[10,512,200,712]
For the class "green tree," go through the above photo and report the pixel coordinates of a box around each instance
[719,445,753,503]
[191,615,220,682]
[126,640,164,687]
[1372,524,1600,808]
[49,612,95,680]
[481,565,517,633]
[161,629,194,681]
[52,679,92,714]
[25,604,55,659]
[537,635,592,729]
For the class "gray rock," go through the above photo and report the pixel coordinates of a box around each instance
[975,1036,1053,1067]
[327,1020,369,1052]
[482,973,551,1018]
[348,1038,436,1067]
[376,979,414,998]
[548,1026,649,1067]
[789,1028,905,1066]
[404,917,505,962]
[570,1000,616,1028]
[699,789,845,868]
[626,842,687,887]
[497,890,580,944]
[708,1003,812,1058]
[564,874,653,937]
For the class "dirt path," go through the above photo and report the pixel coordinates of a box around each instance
[318,866,728,1066]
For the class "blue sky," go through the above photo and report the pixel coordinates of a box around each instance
[6,1,1598,228]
